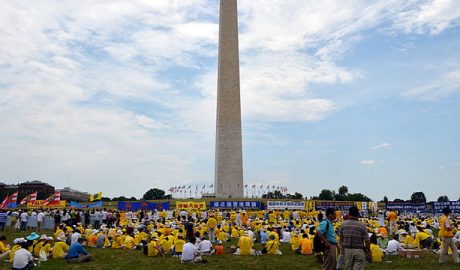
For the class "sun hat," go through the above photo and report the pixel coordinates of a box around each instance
[26,232,40,241]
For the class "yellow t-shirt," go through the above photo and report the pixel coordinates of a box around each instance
[174,239,185,253]
[439,215,454,237]
[52,241,69,259]
[371,243,383,262]
[238,236,253,255]
[290,236,301,251]
[207,218,217,229]
[300,238,313,255]
[266,240,280,255]
[147,241,159,257]
[33,242,44,257]
[0,241,9,253]
[123,235,135,249]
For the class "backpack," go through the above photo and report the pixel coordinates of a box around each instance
[313,220,330,253]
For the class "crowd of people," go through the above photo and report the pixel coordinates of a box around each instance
[0,206,458,269]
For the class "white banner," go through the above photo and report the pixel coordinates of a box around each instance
[267,201,305,210]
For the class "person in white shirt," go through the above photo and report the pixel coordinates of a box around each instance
[12,241,34,270]
[19,211,28,231]
[281,229,291,243]
[37,211,45,231]
[70,230,82,245]
[385,235,402,255]
[454,227,460,244]
[181,237,202,264]
[197,237,213,255]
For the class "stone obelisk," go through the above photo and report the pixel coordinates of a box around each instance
[214,0,244,198]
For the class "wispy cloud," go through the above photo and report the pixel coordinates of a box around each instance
[371,143,391,150]
[360,160,376,165]
[403,68,460,101]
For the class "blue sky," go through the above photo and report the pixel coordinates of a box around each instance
[0,0,459,201]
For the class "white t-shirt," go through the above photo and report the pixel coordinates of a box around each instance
[37,212,45,222]
[20,212,28,222]
[71,232,81,245]
[13,248,33,269]
[197,240,212,253]
[182,243,199,261]
[386,239,402,253]
[281,231,291,242]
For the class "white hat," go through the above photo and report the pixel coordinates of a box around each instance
[40,234,48,240]
[47,237,54,241]
[13,238,26,244]
[57,235,67,242]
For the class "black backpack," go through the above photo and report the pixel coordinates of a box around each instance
[313,220,330,253]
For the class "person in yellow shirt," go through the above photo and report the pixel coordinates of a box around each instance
[122,233,136,249]
[387,211,398,235]
[438,207,459,263]
[147,237,163,257]
[401,231,414,248]
[290,232,301,252]
[266,235,281,255]
[237,233,254,255]
[9,238,23,262]
[40,237,53,259]
[0,236,10,260]
[33,235,47,257]
[414,226,432,249]
[52,235,69,259]
[161,236,173,254]
[370,235,383,263]
[207,215,218,242]
[299,234,313,255]
[173,235,185,257]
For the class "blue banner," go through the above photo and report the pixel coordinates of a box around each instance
[385,203,426,212]
[210,201,261,209]
[6,202,17,208]
[69,201,103,208]
[117,201,170,211]
[433,201,460,213]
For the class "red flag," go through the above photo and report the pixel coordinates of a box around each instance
[0,195,9,209]
[9,192,18,204]
[43,191,61,206]
[20,191,37,206]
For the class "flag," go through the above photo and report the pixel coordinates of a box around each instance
[20,191,37,206]
[202,185,206,189]
[244,184,248,188]
[260,185,263,188]
[209,184,213,188]
[90,192,102,202]
[43,192,61,206]
[6,192,18,208]
[187,185,191,189]
[252,184,256,188]
[0,195,9,209]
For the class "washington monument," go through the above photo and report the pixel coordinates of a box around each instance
[214,0,244,198]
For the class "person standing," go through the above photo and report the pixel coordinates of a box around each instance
[438,207,459,264]
[36,211,45,231]
[316,208,338,270]
[19,211,28,232]
[0,210,7,231]
[339,206,370,270]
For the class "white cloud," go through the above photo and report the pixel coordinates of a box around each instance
[403,68,460,101]
[371,143,391,150]
[360,160,376,165]
[393,0,460,35]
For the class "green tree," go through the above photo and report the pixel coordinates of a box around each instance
[410,192,426,204]
[393,198,405,203]
[143,188,166,200]
[101,197,111,201]
[437,195,449,202]
[293,192,303,200]
[383,196,389,204]
[347,193,372,202]
[318,189,333,200]
[338,186,348,196]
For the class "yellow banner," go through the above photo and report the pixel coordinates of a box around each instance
[305,200,316,211]
[27,200,66,208]
[176,201,206,210]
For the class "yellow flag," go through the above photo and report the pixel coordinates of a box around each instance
[90,192,102,202]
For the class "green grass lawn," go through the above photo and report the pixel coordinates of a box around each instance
[0,229,458,270]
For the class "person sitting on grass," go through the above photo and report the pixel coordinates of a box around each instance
[12,241,34,270]
[181,237,204,264]
[384,235,402,256]
[52,235,69,259]
[172,234,185,258]
[235,231,255,255]
[0,235,11,261]
[215,240,224,255]
[265,234,282,255]
[370,234,383,263]
[299,233,313,255]
[66,238,91,263]
[198,236,214,255]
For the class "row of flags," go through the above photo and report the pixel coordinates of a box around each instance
[169,185,288,192]
[0,191,103,209]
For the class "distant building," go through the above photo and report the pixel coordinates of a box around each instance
[18,180,55,200]
[58,187,90,202]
